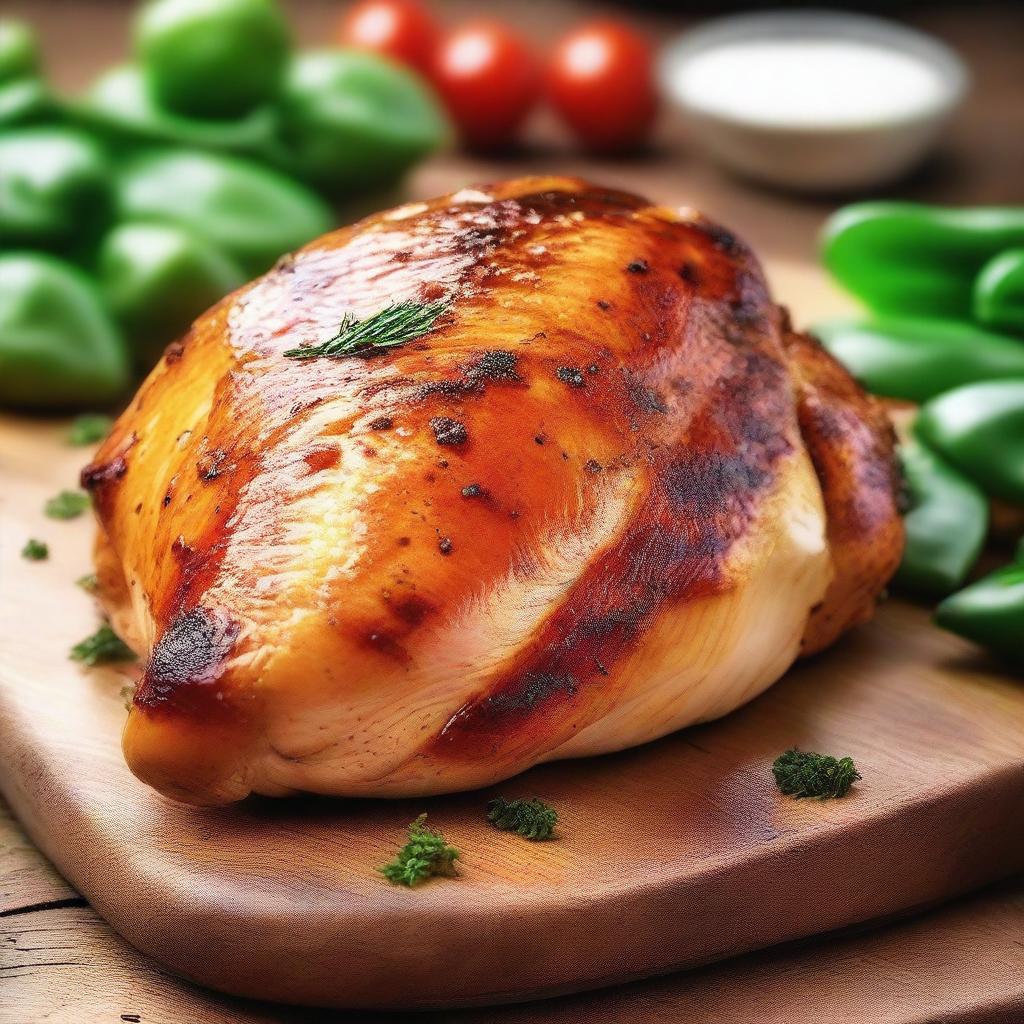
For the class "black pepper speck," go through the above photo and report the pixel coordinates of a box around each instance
[556,367,585,388]
[627,259,649,274]
[439,537,453,555]
[429,416,467,446]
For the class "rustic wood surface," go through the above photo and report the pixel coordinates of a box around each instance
[4,792,1024,1024]
[2,0,1024,1020]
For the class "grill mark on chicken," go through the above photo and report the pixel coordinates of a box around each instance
[430,288,794,761]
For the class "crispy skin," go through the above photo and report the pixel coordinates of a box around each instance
[781,325,904,654]
[86,177,901,804]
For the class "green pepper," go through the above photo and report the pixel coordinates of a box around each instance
[915,380,1024,505]
[98,221,246,370]
[0,20,39,83]
[0,253,129,409]
[822,203,1024,318]
[814,316,1024,404]
[276,50,448,195]
[894,439,988,598]
[0,77,53,127]
[935,560,1024,669]
[115,149,333,277]
[974,248,1024,336]
[136,0,290,119]
[78,64,278,155]
[0,127,112,250]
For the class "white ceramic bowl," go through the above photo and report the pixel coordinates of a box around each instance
[659,10,969,193]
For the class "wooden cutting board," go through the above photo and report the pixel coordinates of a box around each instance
[2,262,1024,1011]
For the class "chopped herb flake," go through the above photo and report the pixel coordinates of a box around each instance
[285,299,451,360]
[67,413,113,446]
[379,814,459,887]
[486,797,558,840]
[44,490,89,520]
[76,573,99,592]
[70,624,135,666]
[772,748,861,800]
[21,538,48,561]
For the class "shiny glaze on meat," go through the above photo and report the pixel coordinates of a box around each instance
[85,177,903,804]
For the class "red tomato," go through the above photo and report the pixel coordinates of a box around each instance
[547,20,658,152]
[339,0,439,74]
[432,21,539,150]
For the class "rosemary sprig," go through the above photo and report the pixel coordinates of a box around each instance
[284,298,451,360]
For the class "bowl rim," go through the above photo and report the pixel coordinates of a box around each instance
[658,8,970,134]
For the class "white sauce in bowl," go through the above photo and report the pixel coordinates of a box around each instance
[673,39,948,129]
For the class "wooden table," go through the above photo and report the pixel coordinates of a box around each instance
[3,1,1023,1020]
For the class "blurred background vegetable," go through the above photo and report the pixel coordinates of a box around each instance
[339,0,439,75]
[0,0,454,409]
[0,253,129,409]
[546,20,657,153]
[974,248,1024,335]
[114,148,332,277]
[894,440,988,599]
[824,203,1024,318]
[431,20,539,151]
[277,49,446,192]
[136,0,290,118]
[820,199,1024,668]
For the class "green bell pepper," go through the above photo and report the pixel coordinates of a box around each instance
[0,21,52,127]
[115,148,333,277]
[814,316,1024,404]
[0,127,112,250]
[78,64,279,155]
[915,380,1024,505]
[136,0,290,119]
[0,77,53,127]
[974,248,1024,336]
[0,253,130,409]
[0,19,39,83]
[894,439,988,598]
[98,221,246,370]
[935,560,1024,669]
[822,203,1024,318]
[276,50,448,194]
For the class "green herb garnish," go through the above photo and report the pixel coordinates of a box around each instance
[67,413,113,446]
[70,624,135,666]
[76,573,99,592]
[44,490,89,520]
[284,299,451,360]
[486,797,558,840]
[21,538,48,561]
[379,813,459,887]
[772,748,861,800]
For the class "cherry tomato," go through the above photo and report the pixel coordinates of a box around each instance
[547,20,657,152]
[432,20,539,150]
[339,0,439,75]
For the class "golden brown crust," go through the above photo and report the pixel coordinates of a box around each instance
[85,177,901,803]
[781,321,904,654]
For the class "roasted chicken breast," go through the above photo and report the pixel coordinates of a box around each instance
[85,177,903,805]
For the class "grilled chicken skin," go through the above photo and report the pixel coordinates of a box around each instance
[85,177,903,805]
